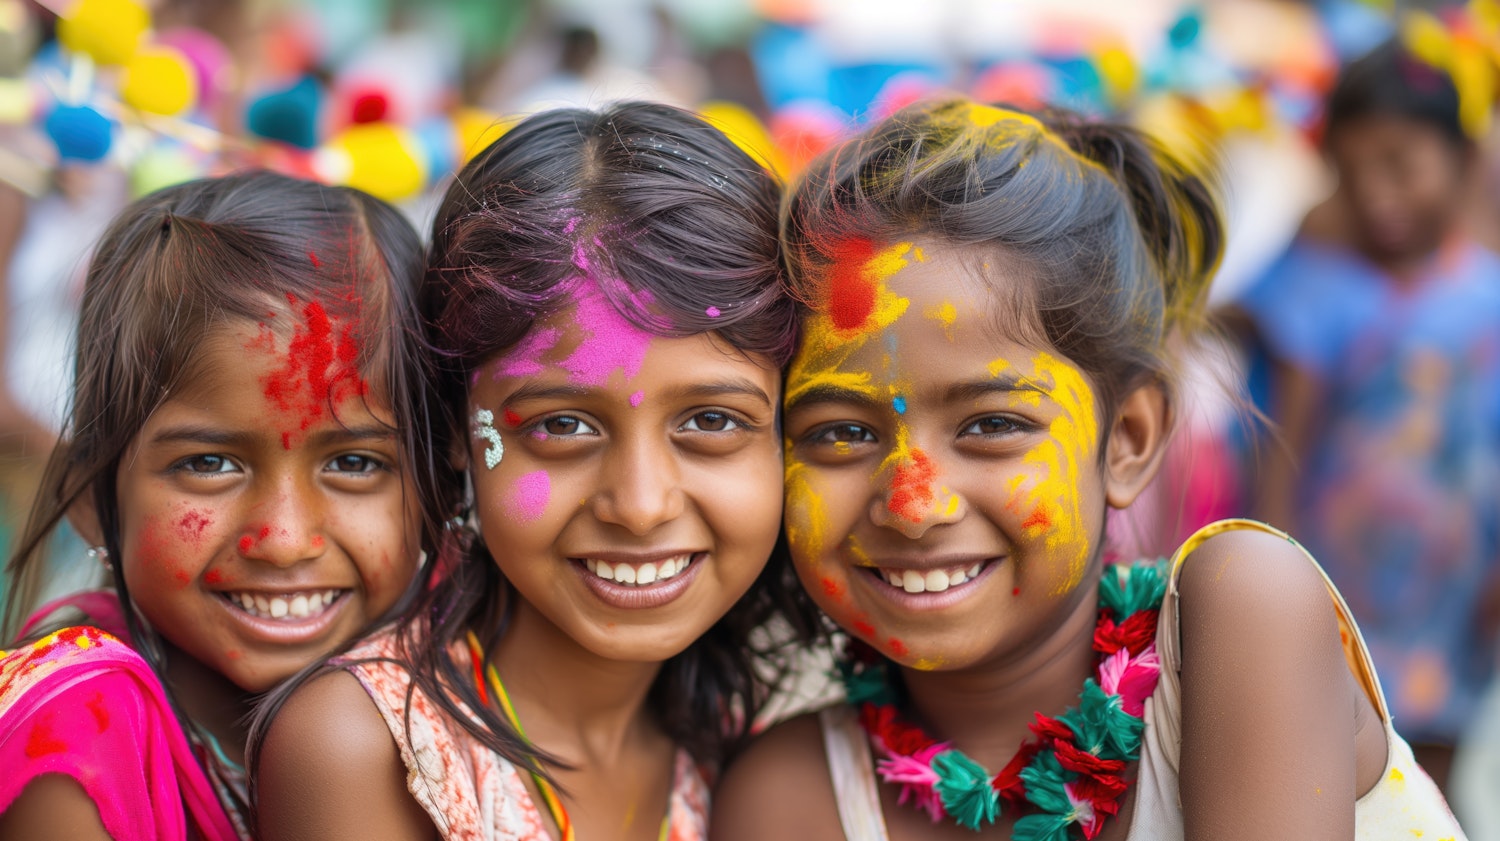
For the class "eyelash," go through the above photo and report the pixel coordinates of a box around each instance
[679,410,752,434]
[805,423,877,447]
[326,454,387,474]
[171,454,239,475]
[960,415,1035,437]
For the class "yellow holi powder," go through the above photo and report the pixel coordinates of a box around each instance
[785,367,876,411]
[942,494,961,517]
[912,246,926,262]
[926,300,958,342]
[1018,352,1099,594]
[986,357,1010,378]
[833,441,853,456]
[784,451,827,564]
[987,356,1042,407]
[912,657,947,671]
[845,535,871,564]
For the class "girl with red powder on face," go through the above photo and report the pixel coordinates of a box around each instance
[711,99,1465,841]
[0,171,439,841]
[252,102,808,841]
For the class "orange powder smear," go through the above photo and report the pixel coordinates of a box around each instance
[887,449,937,523]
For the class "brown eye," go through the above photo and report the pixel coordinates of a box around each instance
[327,454,382,474]
[814,424,874,445]
[962,416,1028,436]
[682,411,737,433]
[542,415,597,436]
[177,454,237,474]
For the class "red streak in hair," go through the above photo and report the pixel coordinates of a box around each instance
[262,295,367,449]
[308,251,322,268]
[887,450,937,522]
[825,237,879,331]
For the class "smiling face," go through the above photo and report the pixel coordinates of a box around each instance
[467,287,783,663]
[783,241,1116,671]
[114,314,421,693]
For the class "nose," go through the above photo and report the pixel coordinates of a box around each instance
[237,475,327,567]
[591,431,686,536]
[870,447,965,539]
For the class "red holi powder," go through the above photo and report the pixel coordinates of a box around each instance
[311,535,324,549]
[821,577,844,599]
[503,409,522,427]
[25,716,66,758]
[824,237,879,331]
[226,649,243,660]
[887,450,937,522]
[204,569,225,585]
[1022,504,1052,532]
[853,620,876,637]
[86,691,110,732]
[307,250,321,268]
[258,525,272,541]
[173,570,191,586]
[238,535,253,553]
[887,638,909,657]
[1013,587,1022,596]
[261,295,367,449]
[175,509,212,543]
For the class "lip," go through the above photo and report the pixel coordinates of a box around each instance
[854,556,1002,610]
[572,551,706,610]
[210,588,352,645]
[861,554,995,574]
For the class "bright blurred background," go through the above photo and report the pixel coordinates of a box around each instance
[6,0,1500,831]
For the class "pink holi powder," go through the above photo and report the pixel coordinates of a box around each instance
[560,279,653,386]
[630,390,644,407]
[504,470,551,522]
[494,327,561,378]
[564,216,579,234]
[705,306,721,318]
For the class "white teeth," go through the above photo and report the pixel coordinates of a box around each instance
[925,569,949,591]
[227,590,342,621]
[902,570,926,594]
[878,561,986,594]
[583,555,692,587]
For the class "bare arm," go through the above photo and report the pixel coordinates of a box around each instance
[711,714,845,841]
[0,775,113,841]
[256,670,439,841]
[1178,528,1365,839]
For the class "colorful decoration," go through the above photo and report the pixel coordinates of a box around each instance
[471,409,503,470]
[842,561,1168,839]
[120,45,197,116]
[44,103,111,161]
[57,0,148,66]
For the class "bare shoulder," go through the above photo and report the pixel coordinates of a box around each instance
[1176,526,1333,623]
[0,774,112,841]
[1174,526,1362,838]
[257,668,437,841]
[712,711,844,841]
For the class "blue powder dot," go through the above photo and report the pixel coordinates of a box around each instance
[892,395,907,414]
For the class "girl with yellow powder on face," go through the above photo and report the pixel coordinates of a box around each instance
[711,99,1466,841]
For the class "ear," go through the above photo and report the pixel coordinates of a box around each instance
[65,488,104,548]
[1103,381,1171,509]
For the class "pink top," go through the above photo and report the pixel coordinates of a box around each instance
[0,625,240,841]
[342,629,712,840]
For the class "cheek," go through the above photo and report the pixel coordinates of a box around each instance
[501,470,551,523]
[784,458,832,566]
[128,507,220,590]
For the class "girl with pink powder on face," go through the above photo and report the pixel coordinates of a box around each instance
[253,101,811,841]
[0,171,437,841]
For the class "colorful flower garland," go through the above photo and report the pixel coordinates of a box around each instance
[840,560,1169,841]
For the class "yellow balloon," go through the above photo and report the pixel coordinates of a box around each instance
[1095,46,1138,106]
[324,123,427,203]
[121,46,197,116]
[699,101,788,179]
[454,107,514,164]
[58,0,150,66]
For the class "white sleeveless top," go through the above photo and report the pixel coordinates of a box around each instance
[819,519,1467,840]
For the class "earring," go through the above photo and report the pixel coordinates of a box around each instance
[86,546,109,569]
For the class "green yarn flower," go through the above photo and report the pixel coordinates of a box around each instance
[837,660,898,706]
[1014,812,1076,841]
[1060,680,1144,760]
[932,749,1001,830]
[1099,560,1168,619]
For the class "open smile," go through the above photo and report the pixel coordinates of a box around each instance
[219,589,348,621]
[857,556,1001,605]
[571,551,706,609]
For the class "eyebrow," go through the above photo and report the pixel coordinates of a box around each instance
[665,378,774,407]
[503,383,595,404]
[944,376,1048,404]
[784,384,885,413]
[149,423,396,448]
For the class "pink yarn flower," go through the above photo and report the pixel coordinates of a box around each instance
[876,743,949,823]
[1097,644,1161,717]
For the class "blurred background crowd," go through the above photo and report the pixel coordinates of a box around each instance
[4,0,1500,831]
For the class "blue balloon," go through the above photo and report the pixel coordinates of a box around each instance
[246,76,322,149]
[45,104,113,162]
